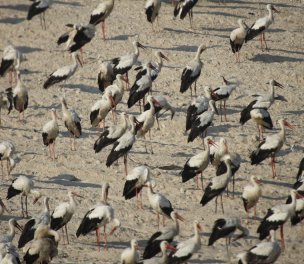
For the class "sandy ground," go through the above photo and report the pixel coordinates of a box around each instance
[0,0,304,263]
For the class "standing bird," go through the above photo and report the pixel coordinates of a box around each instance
[173,0,199,28]
[250,119,293,178]
[208,217,249,262]
[209,137,229,167]
[121,239,140,264]
[8,71,28,122]
[42,108,59,160]
[188,100,218,144]
[6,175,42,217]
[18,197,51,248]
[237,230,281,264]
[200,157,232,213]
[76,183,121,251]
[97,61,114,93]
[245,4,280,50]
[43,52,82,89]
[167,220,202,264]
[0,141,16,178]
[143,212,182,259]
[242,176,262,223]
[180,44,206,97]
[0,198,9,216]
[89,0,115,40]
[146,181,184,229]
[210,77,239,122]
[257,190,300,249]
[106,74,128,112]
[145,0,161,31]
[296,158,304,182]
[123,165,151,208]
[180,138,216,188]
[185,86,212,132]
[230,19,248,62]
[51,191,83,244]
[61,97,82,151]
[106,115,137,175]
[0,45,24,85]
[94,112,128,153]
[27,0,52,30]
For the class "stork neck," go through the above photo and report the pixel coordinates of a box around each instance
[117,77,125,91]
[148,99,156,115]
[194,226,201,243]
[69,194,77,208]
[195,50,201,61]
[134,44,139,57]
[268,8,274,21]
[269,83,275,100]
[121,115,128,129]
[44,199,50,213]
[225,162,232,178]
[289,192,297,210]
[278,122,286,142]
[7,222,15,242]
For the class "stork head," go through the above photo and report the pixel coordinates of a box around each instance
[194,220,202,232]
[135,41,146,50]
[267,4,279,13]
[266,80,284,88]
[252,175,262,185]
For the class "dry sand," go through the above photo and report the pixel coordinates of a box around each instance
[0,0,304,263]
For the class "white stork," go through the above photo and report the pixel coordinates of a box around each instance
[211,77,239,122]
[180,138,216,188]
[123,165,151,208]
[6,175,42,217]
[200,157,232,213]
[143,211,183,259]
[208,217,249,262]
[185,86,212,131]
[0,45,24,85]
[250,119,293,178]
[245,4,280,50]
[97,61,114,93]
[0,141,16,178]
[173,0,199,28]
[237,230,281,264]
[61,97,82,151]
[242,176,262,223]
[167,220,202,263]
[187,100,218,144]
[145,0,161,31]
[121,239,140,264]
[291,197,304,226]
[146,181,184,229]
[180,44,206,97]
[257,190,301,249]
[90,90,115,128]
[143,95,175,129]
[43,52,82,89]
[89,0,115,40]
[230,19,248,62]
[18,197,51,248]
[42,108,59,160]
[0,197,9,216]
[27,0,52,30]
[94,112,128,153]
[50,191,83,244]
[105,115,137,175]
[209,137,228,167]
[76,183,120,251]
[7,71,28,122]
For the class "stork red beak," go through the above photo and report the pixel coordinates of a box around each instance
[207,139,217,147]
[196,223,202,231]
[33,196,41,205]
[152,98,161,108]
[14,221,23,232]
[166,244,176,251]
[283,120,294,129]
[76,54,83,67]
[71,192,84,199]
[256,179,263,185]
[0,200,10,213]
[137,42,146,50]
[109,227,117,236]
[175,213,185,222]
[160,52,169,62]
[221,76,228,85]
[272,6,279,13]
[274,81,284,88]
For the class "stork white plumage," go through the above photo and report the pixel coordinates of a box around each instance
[245,4,279,50]
[200,157,232,213]
[0,219,22,244]
[123,165,151,208]
[237,230,281,264]
[89,0,115,40]
[211,77,239,122]
[43,52,82,89]
[257,190,301,249]
[0,198,9,216]
[121,239,140,264]
[61,97,82,151]
[250,119,293,178]
[76,183,120,251]
[6,175,42,217]
[27,0,52,30]
[230,19,248,62]
[242,176,262,223]
[185,86,211,131]
[145,0,161,31]
[50,191,83,244]
[18,197,51,248]
[90,90,115,128]
[0,141,15,178]
[167,220,202,263]
[97,61,114,93]
[173,0,199,28]
[180,44,206,97]
[188,100,218,145]
[42,108,59,160]
[146,181,184,229]
[209,137,228,167]
[143,212,182,259]
[291,197,304,226]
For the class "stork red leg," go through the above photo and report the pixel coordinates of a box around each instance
[123,154,128,176]
[280,225,285,250]
[104,225,108,251]
[96,228,101,251]
[220,195,224,213]
[65,224,69,244]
